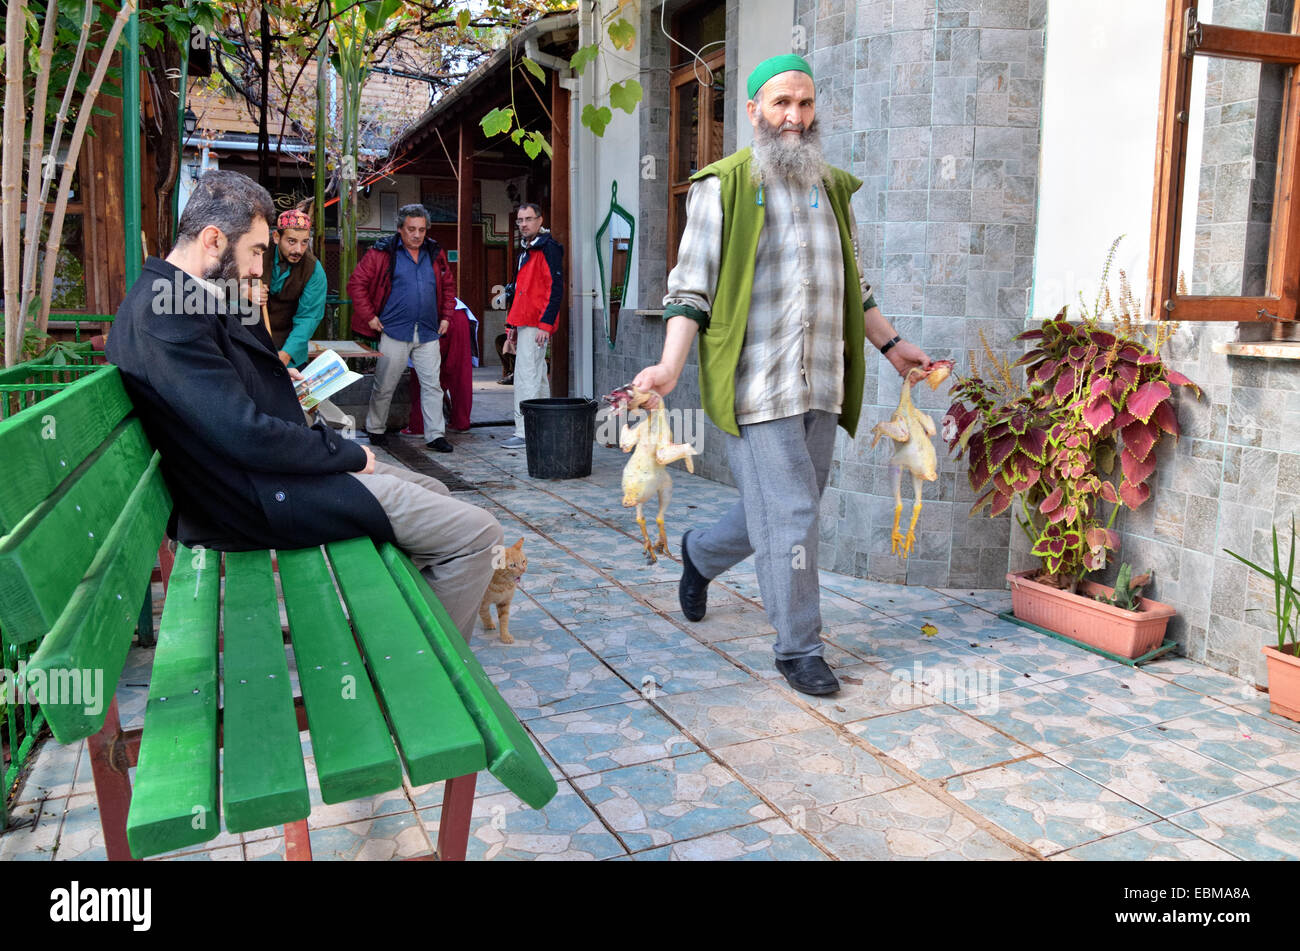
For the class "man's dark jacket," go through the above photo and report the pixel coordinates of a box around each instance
[106,257,395,552]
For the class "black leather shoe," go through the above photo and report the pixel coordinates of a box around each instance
[679,530,709,622]
[367,431,387,447]
[775,656,840,696]
[427,436,453,453]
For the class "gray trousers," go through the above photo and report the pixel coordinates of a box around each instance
[686,410,838,660]
[366,327,444,439]
[348,460,504,640]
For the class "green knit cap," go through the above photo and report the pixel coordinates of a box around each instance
[746,53,813,100]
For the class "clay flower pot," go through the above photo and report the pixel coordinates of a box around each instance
[1262,644,1300,721]
[1007,569,1176,660]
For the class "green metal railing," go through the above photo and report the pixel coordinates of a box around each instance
[0,361,103,421]
[0,356,111,830]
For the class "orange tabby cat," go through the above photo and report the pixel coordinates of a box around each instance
[479,538,527,643]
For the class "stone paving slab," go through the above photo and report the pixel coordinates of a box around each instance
[5,403,1300,861]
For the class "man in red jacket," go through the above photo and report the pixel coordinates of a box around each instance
[348,204,456,453]
[502,203,564,450]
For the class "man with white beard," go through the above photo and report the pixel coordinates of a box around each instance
[631,54,932,696]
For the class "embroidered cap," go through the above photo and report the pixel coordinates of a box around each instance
[277,209,312,231]
[746,54,813,100]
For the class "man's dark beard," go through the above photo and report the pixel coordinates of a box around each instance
[200,242,248,315]
[202,242,239,281]
[750,114,827,191]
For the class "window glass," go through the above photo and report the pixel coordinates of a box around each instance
[1201,0,1295,32]
[1176,54,1285,296]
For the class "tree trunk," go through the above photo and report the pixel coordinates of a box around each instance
[315,0,328,333]
[258,1,271,185]
[18,0,59,343]
[32,0,95,333]
[3,0,29,367]
[38,1,139,333]
[141,0,182,254]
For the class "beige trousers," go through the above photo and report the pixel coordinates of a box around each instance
[348,460,503,640]
[512,325,550,438]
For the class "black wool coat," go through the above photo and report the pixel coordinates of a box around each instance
[106,257,395,552]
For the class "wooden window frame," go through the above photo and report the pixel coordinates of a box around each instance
[666,48,726,273]
[1149,0,1300,330]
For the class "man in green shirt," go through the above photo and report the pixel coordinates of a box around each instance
[255,209,327,368]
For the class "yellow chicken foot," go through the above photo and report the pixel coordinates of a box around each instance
[655,515,670,557]
[900,470,924,559]
[635,504,657,564]
[889,466,907,555]
[654,478,673,558]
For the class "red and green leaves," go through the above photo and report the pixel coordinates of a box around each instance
[1127,380,1172,424]
[1031,523,1084,577]
[944,311,1200,586]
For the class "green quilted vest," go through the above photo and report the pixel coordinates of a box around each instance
[665,147,866,438]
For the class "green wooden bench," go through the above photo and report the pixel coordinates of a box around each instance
[0,366,556,860]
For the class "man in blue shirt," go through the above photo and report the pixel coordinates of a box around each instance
[349,204,456,453]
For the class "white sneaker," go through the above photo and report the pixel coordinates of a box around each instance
[501,436,526,449]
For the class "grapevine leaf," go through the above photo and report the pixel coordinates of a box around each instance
[480,106,515,137]
[581,104,613,135]
[570,44,599,74]
[609,78,643,114]
[608,17,636,50]
[522,56,545,82]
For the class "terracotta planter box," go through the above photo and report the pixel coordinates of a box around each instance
[1006,570,1176,659]
[1262,644,1300,722]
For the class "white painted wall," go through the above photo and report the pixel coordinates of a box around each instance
[736,0,797,150]
[1032,1,1166,319]
[574,0,645,321]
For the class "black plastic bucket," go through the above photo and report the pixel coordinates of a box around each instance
[520,397,600,479]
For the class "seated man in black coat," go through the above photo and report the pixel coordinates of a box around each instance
[106,170,502,639]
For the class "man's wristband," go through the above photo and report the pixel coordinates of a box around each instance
[879,335,902,355]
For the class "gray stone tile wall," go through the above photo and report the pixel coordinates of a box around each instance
[800,0,1045,588]
[1114,0,1300,685]
[596,0,1048,584]
[594,0,738,488]
[1108,324,1300,686]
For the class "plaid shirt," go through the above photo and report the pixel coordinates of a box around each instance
[665,174,871,426]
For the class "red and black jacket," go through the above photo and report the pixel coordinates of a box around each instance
[507,231,564,331]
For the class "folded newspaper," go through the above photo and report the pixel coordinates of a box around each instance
[294,349,362,411]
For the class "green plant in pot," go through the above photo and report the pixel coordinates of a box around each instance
[941,247,1200,657]
[1224,518,1300,721]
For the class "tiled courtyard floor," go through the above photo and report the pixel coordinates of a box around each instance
[5,375,1300,861]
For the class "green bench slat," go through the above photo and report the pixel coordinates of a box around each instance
[126,544,220,858]
[24,454,171,743]
[380,546,558,810]
[278,547,403,804]
[0,419,153,644]
[220,550,310,834]
[0,367,133,534]
[325,538,486,787]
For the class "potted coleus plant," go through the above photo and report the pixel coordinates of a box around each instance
[1224,519,1300,721]
[942,260,1200,658]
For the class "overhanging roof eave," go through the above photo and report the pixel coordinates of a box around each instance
[392,10,577,155]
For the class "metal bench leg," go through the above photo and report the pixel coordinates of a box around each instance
[88,697,136,861]
[157,538,176,595]
[437,773,476,861]
[284,819,313,860]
